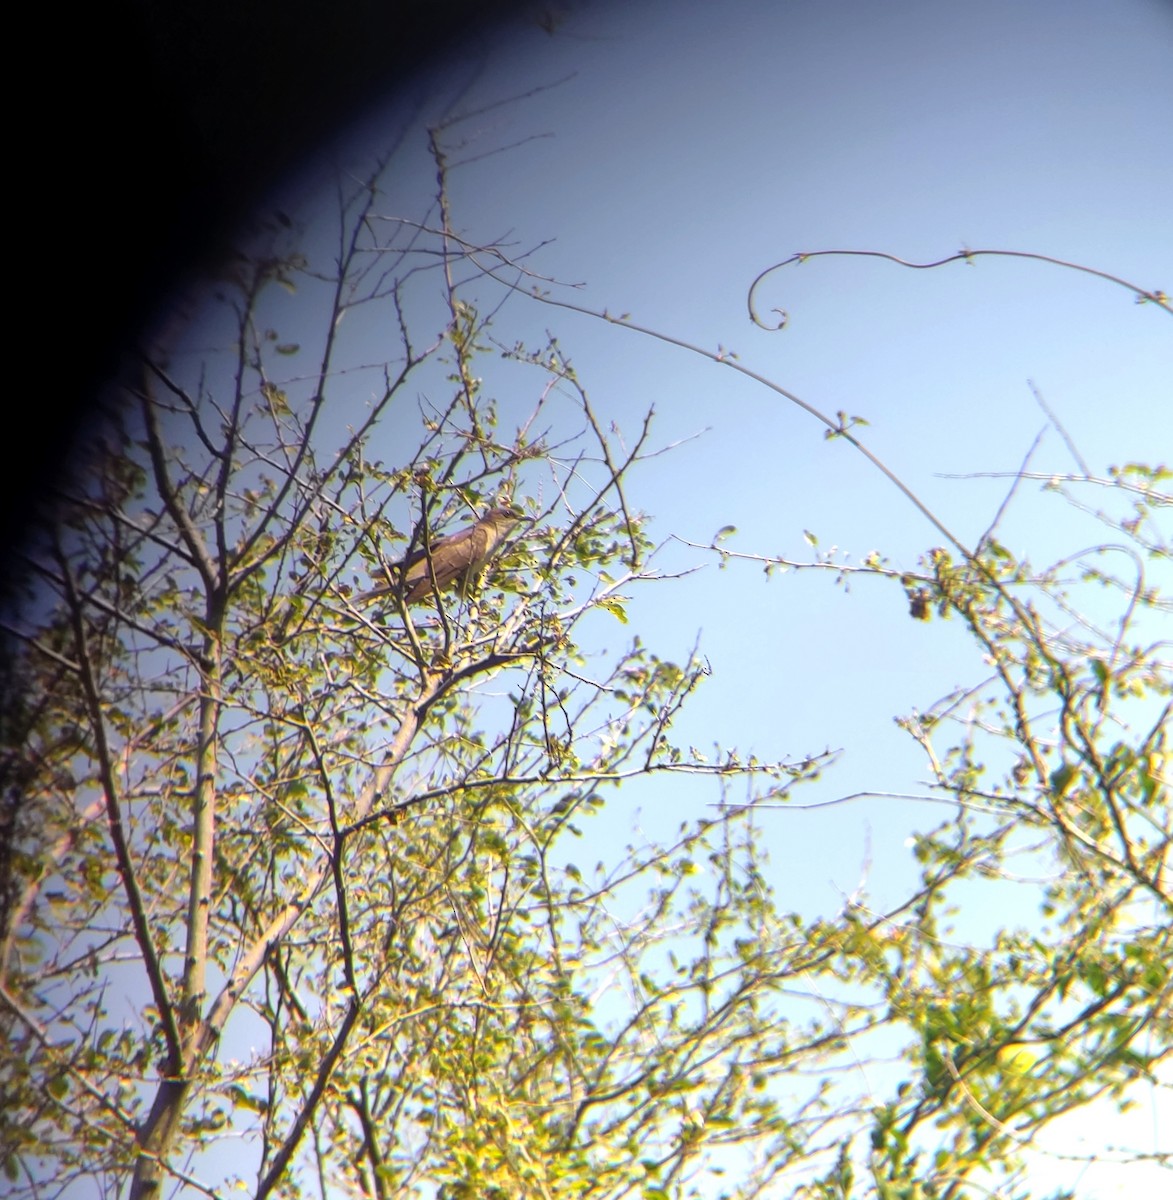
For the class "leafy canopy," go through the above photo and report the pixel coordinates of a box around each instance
[1,93,1169,1200]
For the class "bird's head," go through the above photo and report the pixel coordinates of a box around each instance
[482,503,530,530]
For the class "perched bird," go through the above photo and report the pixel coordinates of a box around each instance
[359,504,529,605]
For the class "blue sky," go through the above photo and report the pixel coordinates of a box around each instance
[168,0,1173,1194]
[362,0,1173,866]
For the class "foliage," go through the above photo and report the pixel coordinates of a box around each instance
[699,464,1172,1196]
[2,94,1169,1200]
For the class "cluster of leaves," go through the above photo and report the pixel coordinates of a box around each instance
[732,466,1171,1197]
[883,472,1171,1178]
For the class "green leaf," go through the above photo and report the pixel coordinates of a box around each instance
[597,596,628,623]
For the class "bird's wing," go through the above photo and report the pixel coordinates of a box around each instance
[360,515,511,604]
[399,525,473,570]
[356,526,465,602]
[403,525,483,600]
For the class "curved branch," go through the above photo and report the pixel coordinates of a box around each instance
[747,248,1171,330]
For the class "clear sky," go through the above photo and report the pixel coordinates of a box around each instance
[177,0,1173,1194]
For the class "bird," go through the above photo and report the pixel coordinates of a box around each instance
[358,504,529,605]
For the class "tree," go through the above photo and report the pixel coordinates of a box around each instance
[2,93,1169,1200]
